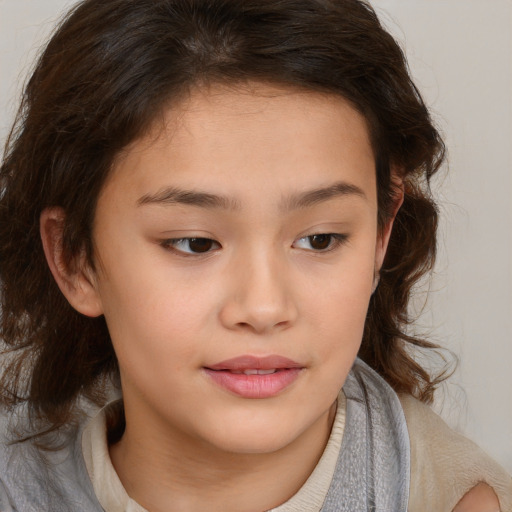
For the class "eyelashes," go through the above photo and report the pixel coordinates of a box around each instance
[162,237,221,254]
[292,233,348,252]
[160,233,348,256]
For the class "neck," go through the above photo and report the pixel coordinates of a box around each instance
[109,400,337,512]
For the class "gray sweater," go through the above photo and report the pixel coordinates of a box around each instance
[0,359,409,512]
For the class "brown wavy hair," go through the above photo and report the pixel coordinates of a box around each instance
[0,0,446,434]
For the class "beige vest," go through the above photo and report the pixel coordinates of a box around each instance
[400,393,512,512]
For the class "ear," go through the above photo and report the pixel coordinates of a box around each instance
[374,175,404,273]
[40,207,103,317]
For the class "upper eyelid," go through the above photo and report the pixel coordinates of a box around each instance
[297,232,347,239]
[295,232,348,242]
[162,233,347,240]
[292,233,348,251]
[161,237,221,254]
[162,236,219,244]
[160,232,348,251]
[162,233,348,242]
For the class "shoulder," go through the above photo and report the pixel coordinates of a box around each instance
[453,482,501,512]
[0,410,38,511]
[0,408,103,512]
[399,394,512,512]
[0,418,13,511]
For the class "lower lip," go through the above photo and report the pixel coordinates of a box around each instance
[203,368,302,398]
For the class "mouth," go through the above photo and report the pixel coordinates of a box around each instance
[229,368,280,375]
[203,355,304,399]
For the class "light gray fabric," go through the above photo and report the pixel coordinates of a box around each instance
[320,358,410,511]
[0,358,410,511]
[0,417,104,512]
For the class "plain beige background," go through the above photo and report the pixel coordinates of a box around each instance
[1,0,511,473]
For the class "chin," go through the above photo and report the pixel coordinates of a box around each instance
[201,412,318,456]
[211,430,299,455]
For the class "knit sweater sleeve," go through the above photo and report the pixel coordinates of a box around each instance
[0,478,15,512]
[399,394,512,512]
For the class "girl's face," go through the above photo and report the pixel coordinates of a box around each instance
[89,83,390,454]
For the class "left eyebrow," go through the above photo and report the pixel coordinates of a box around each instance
[281,181,367,212]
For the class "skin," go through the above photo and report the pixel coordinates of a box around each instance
[453,483,500,512]
[40,83,499,512]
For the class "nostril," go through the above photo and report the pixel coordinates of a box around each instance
[218,273,298,333]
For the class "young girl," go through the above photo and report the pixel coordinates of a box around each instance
[0,1,510,511]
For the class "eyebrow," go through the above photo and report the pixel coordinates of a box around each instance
[282,181,366,211]
[137,181,366,211]
[137,187,241,210]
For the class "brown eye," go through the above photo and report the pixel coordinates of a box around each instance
[188,238,214,253]
[293,233,347,252]
[308,234,332,250]
[164,237,220,254]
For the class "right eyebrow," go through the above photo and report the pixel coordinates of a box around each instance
[137,186,241,211]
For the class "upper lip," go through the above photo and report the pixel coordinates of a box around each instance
[205,355,304,371]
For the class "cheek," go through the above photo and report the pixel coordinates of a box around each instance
[299,249,375,360]
[307,290,369,361]
[95,257,218,375]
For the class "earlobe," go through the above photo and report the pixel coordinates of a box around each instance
[371,272,380,294]
[374,176,405,272]
[40,207,103,317]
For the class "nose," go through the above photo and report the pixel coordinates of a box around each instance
[219,248,298,335]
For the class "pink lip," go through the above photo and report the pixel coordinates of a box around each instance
[204,355,304,398]
[207,355,303,371]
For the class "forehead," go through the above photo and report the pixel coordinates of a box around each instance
[104,82,376,207]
